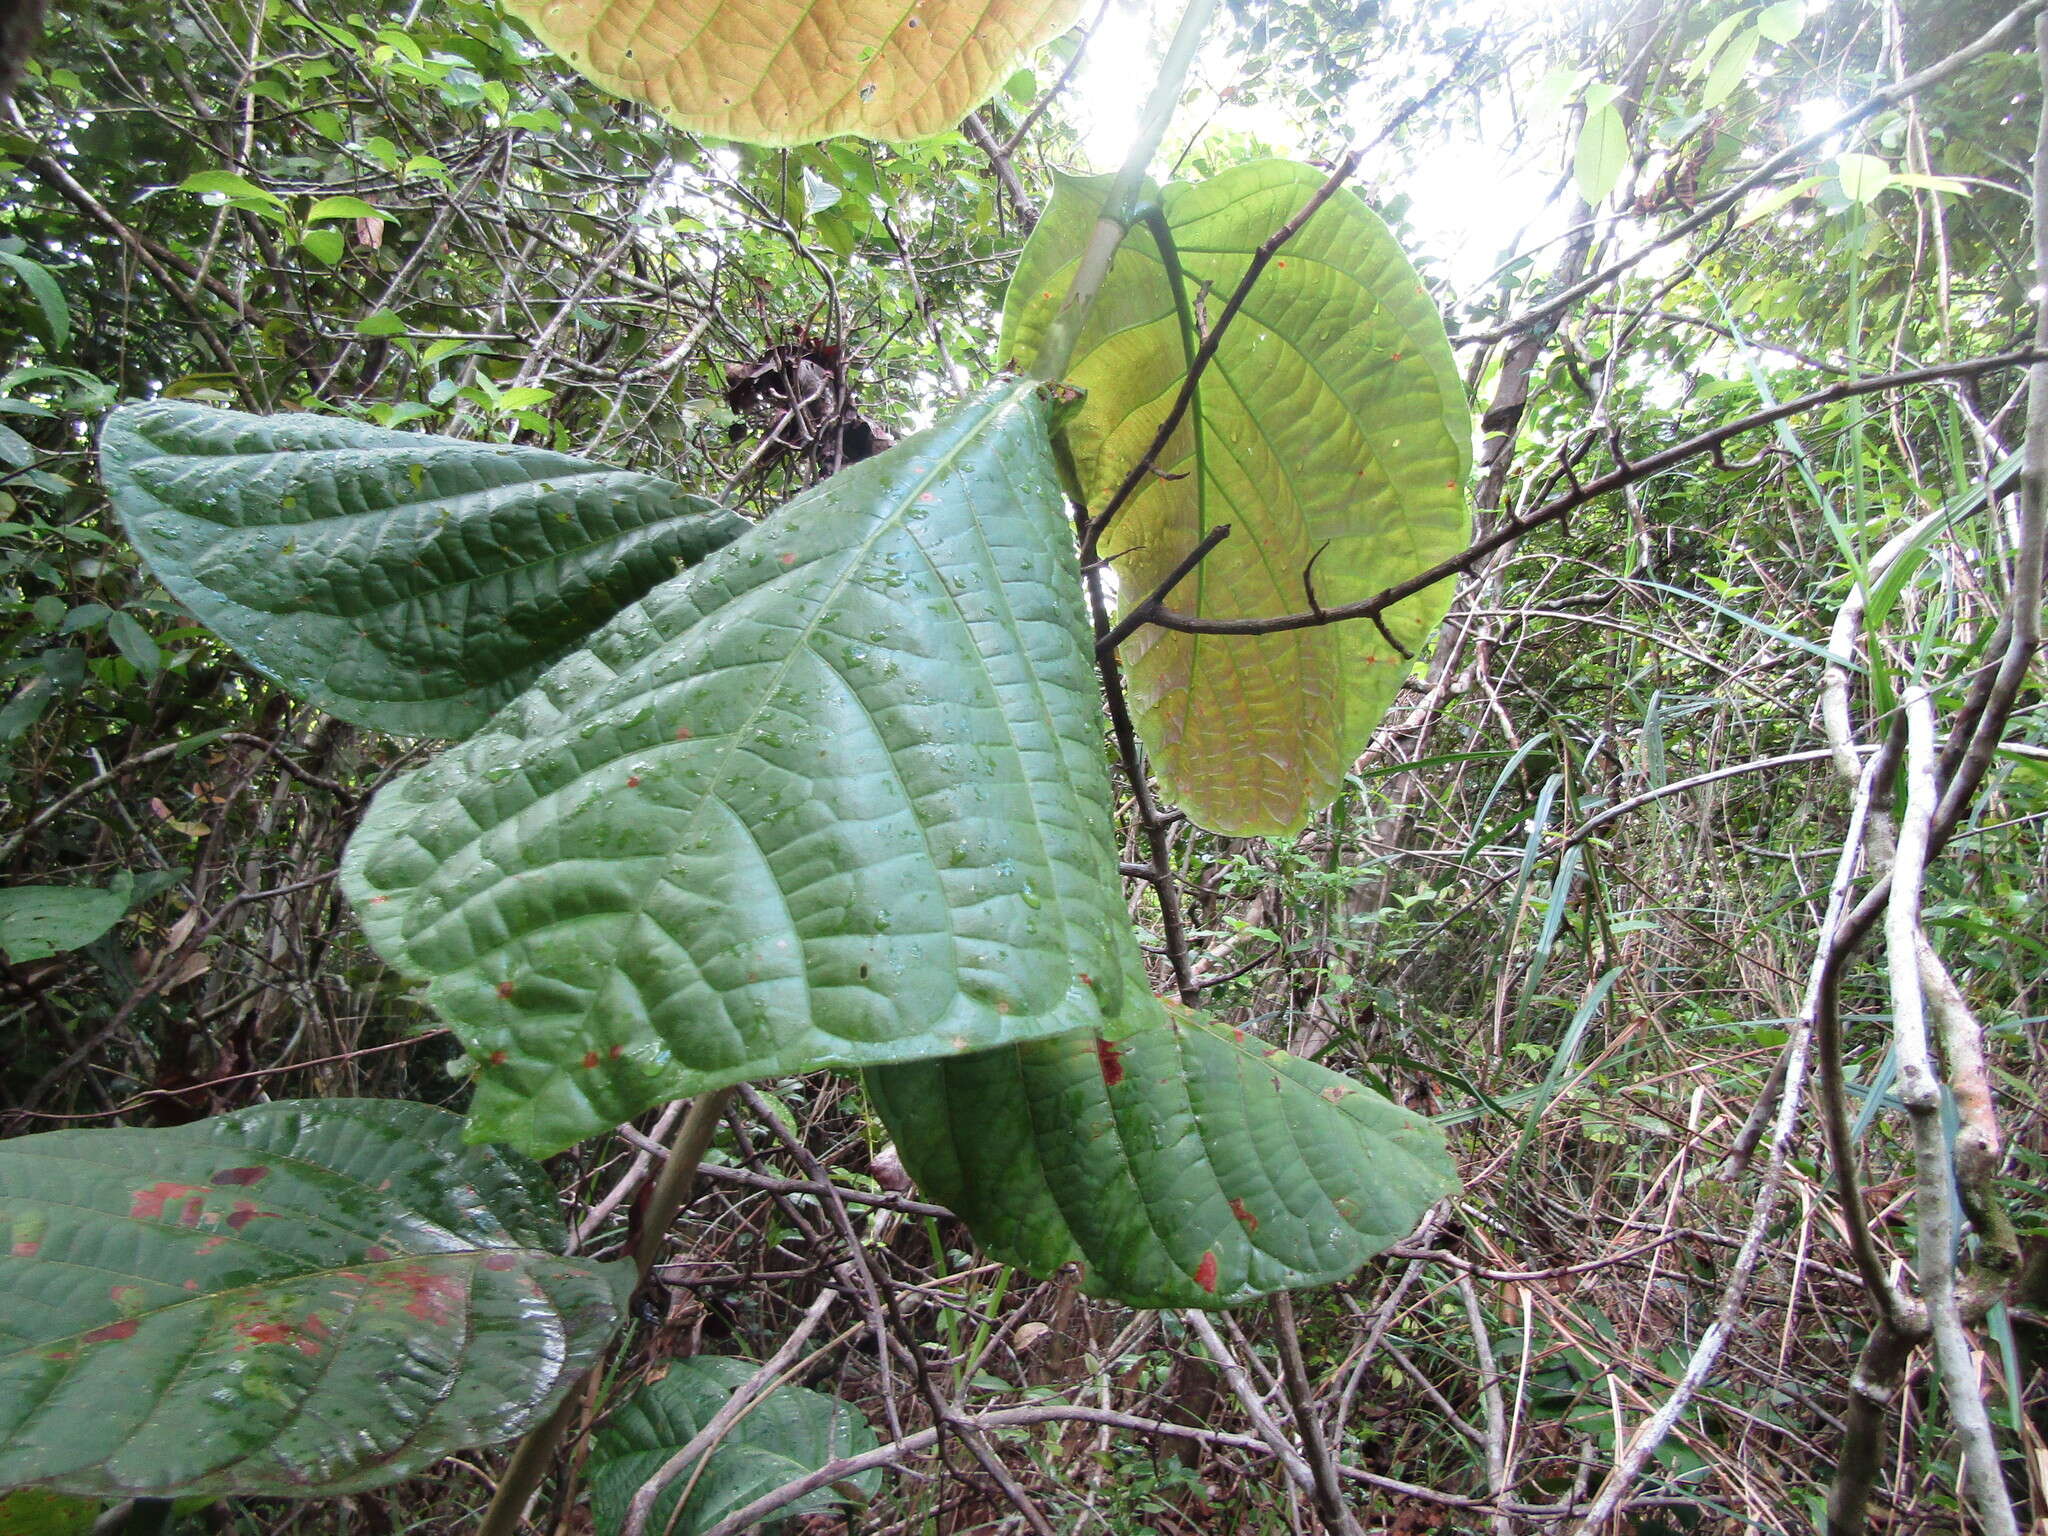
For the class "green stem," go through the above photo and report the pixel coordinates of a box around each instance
[1025,0,1217,384]
[474,1087,735,1536]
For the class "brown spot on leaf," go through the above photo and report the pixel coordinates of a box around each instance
[225,1199,277,1231]
[496,981,515,999]
[488,1050,508,1067]
[211,1166,269,1187]
[364,1245,393,1262]
[82,1320,138,1344]
[1229,1198,1258,1232]
[1095,1037,1124,1087]
[481,1253,517,1271]
[1321,1085,1352,1103]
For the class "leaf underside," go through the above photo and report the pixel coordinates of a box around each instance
[0,1100,628,1497]
[504,0,1083,147]
[1001,161,1473,836]
[343,381,1150,1157]
[99,402,746,739]
[587,1357,880,1536]
[866,1010,1457,1308]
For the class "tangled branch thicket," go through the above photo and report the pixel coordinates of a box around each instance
[3,0,2045,1531]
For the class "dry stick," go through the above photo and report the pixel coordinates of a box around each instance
[1182,1309,1318,1496]
[1457,1276,1515,1536]
[474,1088,734,1536]
[1457,0,2046,349]
[1886,690,2019,1536]
[1566,750,1886,1534]
[961,113,1037,223]
[1095,523,1231,654]
[1128,350,2048,643]
[1271,1292,1366,1536]
[1024,0,1218,387]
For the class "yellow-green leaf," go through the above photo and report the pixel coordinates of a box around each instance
[501,0,1083,147]
[1000,162,1471,835]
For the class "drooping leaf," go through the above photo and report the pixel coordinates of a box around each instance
[0,1100,628,1497]
[587,1357,880,1536]
[343,381,1147,1156]
[0,883,127,961]
[866,1005,1457,1308]
[1573,102,1628,205]
[98,402,747,739]
[501,0,1083,147]
[1000,162,1471,836]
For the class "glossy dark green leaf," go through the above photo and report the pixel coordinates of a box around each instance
[1001,162,1471,836]
[587,1357,880,1536]
[98,402,746,738]
[343,381,1149,1156]
[0,1100,629,1497]
[867,1008,1456,1308]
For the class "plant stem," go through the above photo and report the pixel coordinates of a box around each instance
[474,1087,735,1536]
[1025,0,1216,384]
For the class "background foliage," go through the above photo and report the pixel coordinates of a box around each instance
[3,0,2046,1531]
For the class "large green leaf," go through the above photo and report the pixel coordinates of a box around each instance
[866,1008,1456,1308]
[343,381,1147,1156]
[587,1357,880,1536]
[99,402,746,739]
[1001,162,1472,836]
[0,1100,628,1497]
[503,0,1082,147]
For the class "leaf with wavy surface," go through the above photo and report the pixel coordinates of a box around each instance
[99,402,745,739]
[1001,161,1471,835]
[344,380,1147,1156]
[0,1100,628,1497]
[867,1006,1456,1308]
[503,0,1082,146]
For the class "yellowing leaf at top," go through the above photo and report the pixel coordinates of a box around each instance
[504,0,1083,146]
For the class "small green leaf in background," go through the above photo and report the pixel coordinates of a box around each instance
[343,380,1153,1155]
[303,195,388,224]
[0,422,31,468]
[867,1004,1457,1308]
[354,308,407,337]
[1000,163,1471,836]
[98,401,747,738]
[1836,152,1893,204]
[0,1100,628,1497]
[0,884,128,961]
[299,228,346,266]
[1574,101,1628,205]
[0,248,70,352]
[105,610,161,679]
[1701,25,1761,107]
[801,166,842,219]
[1756,0,1804,44]
[587,1358,880,1536]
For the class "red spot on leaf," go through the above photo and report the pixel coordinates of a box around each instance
[481,1253,517,1271]
[129,1182,206,1221]
[488,1050,508,1067]
[365,1245,393,1262]
[496,981,515,999]
[1193,1252,1219,1293]
[1229,1199,1258,1232]
[779,551,797,566]
[1232,1027,1245,1043]
[196,1235,228,1255]
[10,1241,38,1257]
[581,1051,599,1069]
[211,1166,269,1187]
[1095,1037,1125,1087]
[182,1279,199,1290]
[625,776,641,788]
[609,1044,624,1060]
[370,894,389,904]
[225,1199,278,1231]
[236,1321,294,1348]
[675,727,692,740]
[82,1320,138,1344]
